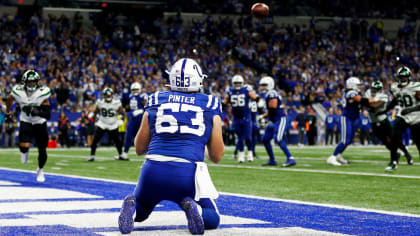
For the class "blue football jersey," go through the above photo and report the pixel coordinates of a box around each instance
[265,89,286,122]
[342,90,361,121]
[146,91,222,162]
[325,114,335,130]
[128,93,148,119]
[249,100,258,122]
[228,86,252,119]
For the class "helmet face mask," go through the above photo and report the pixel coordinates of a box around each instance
[130,82,141,96]
[397,66,411,87]
[371,81,383,96]
[22,70,40,92]
[103,88,113,103]
[259,76,274,93]
[168,58,206,93]
[232,75,244,90]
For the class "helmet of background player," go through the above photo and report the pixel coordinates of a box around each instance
[102,87,113,103]
[130,82,142,96]
[22,70,40,92]
[396,66,411,87]
[232,75,244,90]
[345,77,361,92]
[370,80,383,96]
[259,76,274,93]
[167,58,206,93]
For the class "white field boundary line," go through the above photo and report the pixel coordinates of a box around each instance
[2,153,420,179]
[46,153,420,167]
[1,166,419,219]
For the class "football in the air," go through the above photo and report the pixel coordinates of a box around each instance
[251,3,269,18]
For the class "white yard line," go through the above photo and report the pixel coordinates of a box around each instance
[1,166,419,218]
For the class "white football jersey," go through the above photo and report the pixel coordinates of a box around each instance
[391,82,420,125]
[11,84,51,125]
[95,98,122,130]
[364,89,388,123]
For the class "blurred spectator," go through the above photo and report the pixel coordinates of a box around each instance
[223,108,235,146]
[58,111,71,148]
[334,109,342,144]
[325,108,336,145]
[3,115,17,147]
[358,110,371,145]
[295,107,307,147]
[0,113,5,146]
[307,108,317,145]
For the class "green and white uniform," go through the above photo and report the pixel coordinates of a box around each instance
[11,85,51,125]
[364,89,388,123]
[391,82,420,125]
[95,98,122,130]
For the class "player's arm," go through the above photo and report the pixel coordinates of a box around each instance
[135,111,151,155]
[367,98,386,108]
[248,90,259,101]
[260,98,277,119]
[117,106,126,120]
[401,91,420,115]
[206,115,224,163]
[30,99,51,119]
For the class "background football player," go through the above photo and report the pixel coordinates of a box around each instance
[118,58,223,235]
[385,66,420,171]
[327,77,362,166]
[6,70,51,182]
[363,81,412,167]
[258,76,296,167]
[88,87,126,162]
[223,75,259,163]
[121,82,147,160]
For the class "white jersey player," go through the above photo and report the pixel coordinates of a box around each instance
[386,66,420,171]
[88,87,126,162]
[6,70,51,182]
[363,81,412,166]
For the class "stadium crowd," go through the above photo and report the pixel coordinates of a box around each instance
[0,10,419,147]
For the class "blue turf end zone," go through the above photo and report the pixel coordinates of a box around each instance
[0,168,419,235]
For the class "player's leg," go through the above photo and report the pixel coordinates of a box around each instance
[234,119,246,163]
[33,122,49,182]
[329,116,351,165]
[89,127,106,161]
[275,117,295,167]
[197,198,220,230]
[109,128,126,160]
[123,117,141,158]
[18,121,33,164]
[262,123,277,166]
[119,161,160,234]
[244,119,254,162]
[251,121,259,158]
[409,123,420,160]
[379,119,412,164]
[387,118,409,171]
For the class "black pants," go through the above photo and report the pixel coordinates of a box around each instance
[334,130,340,144]
[90,126,122,156]
[307,127,317,145]
[325,129,334,145]
[19,121,48,169]
[390,118,420,162]
[359,130,369,145]
[59,130,71,148]
[298,127,305,144]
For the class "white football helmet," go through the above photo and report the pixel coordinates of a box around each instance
[346,77,361,91]
[167,58,207,92]
[370,81,383,96]
[130,82,141,96]
[232,75,244,90]
[259,76,274,93]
